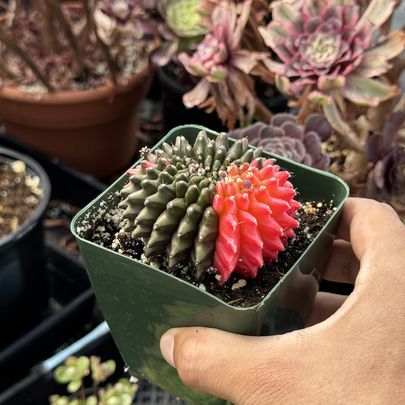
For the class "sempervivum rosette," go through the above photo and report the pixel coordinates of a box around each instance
[229,114,332,170]
[259,0,405,141]
[259,0,404,105]
[119,131,300,284]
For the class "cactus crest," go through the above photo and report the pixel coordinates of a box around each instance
[119,130,300,284]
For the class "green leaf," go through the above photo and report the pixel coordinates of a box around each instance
[322,100,353,136]
[76,357,90,373]
[274,75,292,96]
[318,76,345,91]
[209,68,228,82]
[362,31,405,61]
[85,396,98,405]
[343,76,399,107]
[258,23,289,49]
[355,55,392,78]
[69,400,83,405]
[322,100,363,152]
[356,0,396,31]
[272,2,298,23]
[104,397,121,405]
[49,395,70,405]
[308,91,332,106]
[67,379,82,394]
[54,366,76,384]
[104,360,116,376]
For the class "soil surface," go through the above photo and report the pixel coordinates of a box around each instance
[0,158,43,239]
[0,5,151,92]
[79,192,336,307]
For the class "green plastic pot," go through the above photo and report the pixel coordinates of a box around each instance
[72,125,349,404]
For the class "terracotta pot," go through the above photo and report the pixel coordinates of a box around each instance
[0,67,151,178]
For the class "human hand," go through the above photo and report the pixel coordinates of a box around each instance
[160,198,405,404]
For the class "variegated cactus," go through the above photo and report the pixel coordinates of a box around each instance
[119,131,300,284]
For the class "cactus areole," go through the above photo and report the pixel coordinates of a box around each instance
[119,131,300,285]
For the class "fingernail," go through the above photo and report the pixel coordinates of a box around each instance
[160,333,175,368]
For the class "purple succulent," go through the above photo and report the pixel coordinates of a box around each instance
[365,110,405,208]
[260,0,404,106]
[258,0,405,140]
[229,113,332,169]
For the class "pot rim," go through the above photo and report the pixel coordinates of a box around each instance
[0,146,51,249]
[157,65,189,96]
[0,65,151,105]
[71,124,350,311]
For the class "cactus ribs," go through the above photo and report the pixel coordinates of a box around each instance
[119,130,300,284]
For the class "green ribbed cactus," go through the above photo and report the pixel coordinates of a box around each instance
[119,130,261,277]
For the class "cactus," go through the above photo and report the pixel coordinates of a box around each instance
[119,130,300,284]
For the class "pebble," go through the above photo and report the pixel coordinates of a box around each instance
[11,160,25,174]
[231,279,247,291]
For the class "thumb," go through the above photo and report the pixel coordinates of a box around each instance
[160,327,307,404]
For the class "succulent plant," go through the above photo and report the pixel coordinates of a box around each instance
[54,356,91,394]
[260,0,404,105]
[149,0,208,68]
[229,114,332,170]
[160,0,207,37]
[259,0,405,140]
[119,130,300,284]
[365,110,405,208]
[101,378,138,405]
[50,356,137,405]
[177,0,265,128]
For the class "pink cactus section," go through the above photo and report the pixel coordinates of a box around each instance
[212,159,300,284]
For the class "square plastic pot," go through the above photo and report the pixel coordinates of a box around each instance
[72,125,349,405]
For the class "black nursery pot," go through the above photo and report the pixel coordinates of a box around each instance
[157,67,228,133]
[158,66,289,133]
[0,147,51,347]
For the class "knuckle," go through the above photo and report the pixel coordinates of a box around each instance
[176,334,201,388]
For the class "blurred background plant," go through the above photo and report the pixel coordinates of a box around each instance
[229,113,332,169]
[256,0,405,213]
[0,0,154,91]
[50,355,138,405]
[148,0,275,128]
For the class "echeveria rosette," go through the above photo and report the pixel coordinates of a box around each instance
[178,0,264,128]
[259,0,405,136]
[119,131,300,285]
[230,113,332,170]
